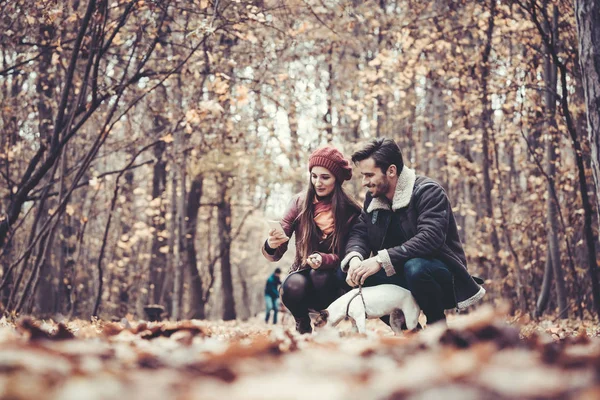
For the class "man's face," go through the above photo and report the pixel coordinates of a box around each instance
[357,158,390,198]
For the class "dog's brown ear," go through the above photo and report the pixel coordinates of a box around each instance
[320,310,329,321]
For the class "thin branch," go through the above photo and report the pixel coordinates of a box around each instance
[0,53,43,76]
[26,160,153,202]
[300,0,339,36]
[52,0,98,152]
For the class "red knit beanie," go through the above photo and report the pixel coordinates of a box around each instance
[308,146,353,182]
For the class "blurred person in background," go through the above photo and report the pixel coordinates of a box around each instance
[264,267,282,324]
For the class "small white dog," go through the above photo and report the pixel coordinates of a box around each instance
[309,284,421,334]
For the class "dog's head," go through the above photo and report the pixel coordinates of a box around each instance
[308,309,329,329]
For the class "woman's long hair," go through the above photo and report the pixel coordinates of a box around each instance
[295,178,361,265]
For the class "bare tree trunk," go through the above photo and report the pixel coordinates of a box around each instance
[176,151,186,318]
[287,99,303,194]
[536,247,554,317]
[543,5,568,318]
[159,167,177,317]
[218,173,235,321]
[185,174,205,319]
[480,0,501,261]
[324,45,334,143]
[428,74,446,185]
[37,22,56,147]
[36,152,69,316]
[56,151,76,315]
[32,20,58,317]
[575,0,600,317]
[575,0,600,242]
[535,247,554,318]
[149,139,168,304]
[171,166,182,320]
[234,262,251,320]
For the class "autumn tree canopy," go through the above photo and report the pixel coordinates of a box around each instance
[0,0,598,321]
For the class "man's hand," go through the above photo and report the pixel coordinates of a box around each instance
[350,257,382,285]
[346,257,362,287]
[267,229,289,249]
[306,253,322,269]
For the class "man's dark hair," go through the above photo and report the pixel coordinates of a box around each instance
[351,138,404,174]
[274,268,282,274]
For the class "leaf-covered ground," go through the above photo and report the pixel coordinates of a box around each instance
[1,306,599,400]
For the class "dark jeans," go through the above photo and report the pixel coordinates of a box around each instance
[281,268,340,319]
[337,258,453,324]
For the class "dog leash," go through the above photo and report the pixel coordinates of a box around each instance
[345,284,368,320]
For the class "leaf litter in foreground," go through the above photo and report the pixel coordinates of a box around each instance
[0,306,599,399]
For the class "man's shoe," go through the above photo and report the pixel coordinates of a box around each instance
[295,317,313,334]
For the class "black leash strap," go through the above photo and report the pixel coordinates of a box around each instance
[345,285,368,320]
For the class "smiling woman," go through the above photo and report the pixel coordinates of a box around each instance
[311,166,335,197]
[261,146,361,334]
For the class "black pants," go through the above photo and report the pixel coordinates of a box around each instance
[281,268,340,319]
[337,258,453,324]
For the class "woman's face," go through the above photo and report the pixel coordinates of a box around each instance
[311,166,336,197]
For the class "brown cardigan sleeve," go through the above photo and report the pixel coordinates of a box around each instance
[261,195,300,262]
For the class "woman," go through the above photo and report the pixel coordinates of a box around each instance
[262,146,361,334]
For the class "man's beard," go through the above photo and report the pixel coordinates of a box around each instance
[370,179,390,198]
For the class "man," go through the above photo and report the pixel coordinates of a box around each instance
[264,268,282,324]
[341,138,485,325]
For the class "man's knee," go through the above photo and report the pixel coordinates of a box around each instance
[404,258,432,283]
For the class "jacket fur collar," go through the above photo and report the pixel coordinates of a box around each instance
[366,167,416,213]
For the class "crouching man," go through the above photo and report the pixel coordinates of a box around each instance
[341,138,485,325]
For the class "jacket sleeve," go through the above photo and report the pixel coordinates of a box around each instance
[340,209,371,272]
[261,196,299,262]
[382,183,450,276]
[313,252,338,270]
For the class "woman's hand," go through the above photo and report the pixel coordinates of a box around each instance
[267,229,289,249]
[306,253,322,269]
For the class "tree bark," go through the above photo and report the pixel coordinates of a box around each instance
[218,173,235,321]
[480,0,502,261]
[287,99,303,194]
[575,0,600,243]
[324,45,334,143]
[32,19,59,317]
[575,0,600,317]
[185,174,205,319]
[149,139,168,304]
[536,247,554,317]
[171,167,182,320]
[543,5,567,318]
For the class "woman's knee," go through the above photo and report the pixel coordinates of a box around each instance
[309,268,335,290]
[281,273,308,300]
